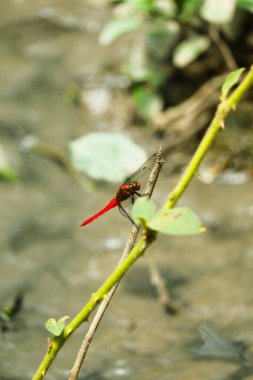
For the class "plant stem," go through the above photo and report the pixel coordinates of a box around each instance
[165,65,253,209]
[32,238,148,380]
[69,150,163,380]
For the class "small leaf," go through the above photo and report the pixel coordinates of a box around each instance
[132,87,163,117]
[45,316,70,336]
[237,0,253,13]
[146,22,180,60]
[173,36,210,68]
[132,198,156,225]
[221,68,245,99]
[0,144,19,181]
[179,0,203,21]
[99,16,142,46]
[0,168,19,181]
[148,207,204,235]
[126,0,156,12]
[200,0,236,24]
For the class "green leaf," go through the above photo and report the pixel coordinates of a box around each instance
[99,16,142,46]
[132,87,163,117]
[69,132,147,183]
[179,0,203,21]
[45,316,70,337]
[173,36,210,68]
[148,206,205,235]
[221,68,245,99]
[126,0,155,12]
[146,22,180,60]
[132,201,205,236]
[0,168,19,181]
[236,0,253,13]
[200,0,236,24]
[132,198,156,225]
[0,144,19,181]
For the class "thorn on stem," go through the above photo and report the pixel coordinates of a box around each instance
[220,120,225,129]
[47,338,53,352]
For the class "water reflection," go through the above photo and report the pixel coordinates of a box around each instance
[194,323,250,362]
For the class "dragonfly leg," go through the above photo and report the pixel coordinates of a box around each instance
[118,203,138,228]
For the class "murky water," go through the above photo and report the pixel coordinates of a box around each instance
[1,2,253,380]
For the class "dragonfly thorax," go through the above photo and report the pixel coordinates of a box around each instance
[116,181,141,202]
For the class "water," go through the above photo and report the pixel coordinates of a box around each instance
[1,2,253,379]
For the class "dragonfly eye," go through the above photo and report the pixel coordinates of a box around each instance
[132,181,141,190]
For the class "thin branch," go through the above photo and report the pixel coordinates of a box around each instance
[152,74,226,132]
[69,148,163,380]
[209,25,237,71]
[145,255,178,315]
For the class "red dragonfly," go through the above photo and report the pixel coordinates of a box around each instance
[80,153,157,227]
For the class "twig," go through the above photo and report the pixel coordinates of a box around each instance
[29,142,88,188]
[152,74,226,155]
[69,148,164,380]
[145,255,178,315]
[152,74,225,131]
[209,25,237,71]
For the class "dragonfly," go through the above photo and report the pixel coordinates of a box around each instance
[80,153,157,227]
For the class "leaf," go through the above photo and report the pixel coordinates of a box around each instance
[0,144,19,181]
[0,168,19,181]
[132,201,205,236]
[45,316,70,336]
[146,22,180,60]
[236,0,253,13]
[69,132,147,183]
[126,0,156,12]
[200,0,236,24]
[221,68,245,99]
[99,16,142,46]
[173,36,210,68]
[148,207,205,235]
[132,198,156,225]
[132,87,163,117]
[179,0,203,21]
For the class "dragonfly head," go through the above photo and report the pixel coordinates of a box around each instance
[132,180,141,191]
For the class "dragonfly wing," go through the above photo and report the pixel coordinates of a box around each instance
[123,153,157,187]
[117,153,158,225]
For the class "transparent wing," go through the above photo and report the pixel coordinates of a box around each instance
[123,153,157,189]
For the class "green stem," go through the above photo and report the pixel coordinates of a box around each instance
[32,238,148,380]
[165,65,253,209]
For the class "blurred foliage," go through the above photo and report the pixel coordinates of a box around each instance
[99,0,253,119]
[0,144,19,182]
[0,168,19,182]
[0,292,24,332]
